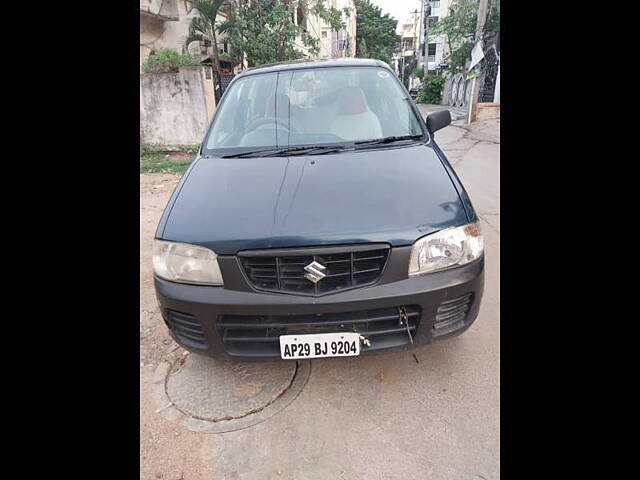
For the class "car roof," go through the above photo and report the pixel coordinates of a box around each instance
[237,58,392,77]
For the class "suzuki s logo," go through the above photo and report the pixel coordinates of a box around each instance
[304,261,326,283]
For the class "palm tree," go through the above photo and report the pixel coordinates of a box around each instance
[184,0,226,72]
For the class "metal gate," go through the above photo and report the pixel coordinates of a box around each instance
[213,72,235,103]
[479,36,500,103]
[448,73,472,109]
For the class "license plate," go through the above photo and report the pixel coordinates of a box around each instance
[280,332,361,359]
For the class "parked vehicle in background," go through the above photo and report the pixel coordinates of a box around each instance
[153,59,484,361]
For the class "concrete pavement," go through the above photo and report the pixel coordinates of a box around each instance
[417,103,469,122]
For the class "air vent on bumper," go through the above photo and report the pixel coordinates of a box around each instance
[163,309,208,350]
[433,293,474,337]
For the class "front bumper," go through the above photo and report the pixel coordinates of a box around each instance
[154,249,484,360]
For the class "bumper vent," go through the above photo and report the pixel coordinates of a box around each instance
[433,293,473,337]
[163,309,208,349]
[239,245,389,296]
[218,305,421,357]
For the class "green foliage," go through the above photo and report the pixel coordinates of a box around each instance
[309,0,346,31]
[221,0,347,68]
[185,0,226,71]
[354,0,397,65]
[141,48,202,73]
[417,75,446,104]
[429,0,500,74]
[140,144,199,154]
[140,146,199,174]
[412,66,425,80]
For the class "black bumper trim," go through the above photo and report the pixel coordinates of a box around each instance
[154,255,484,360]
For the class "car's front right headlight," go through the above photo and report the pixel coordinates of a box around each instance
[408,221,483,276]
[153,240,224,285]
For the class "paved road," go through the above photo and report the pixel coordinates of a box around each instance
[140,118,500,480]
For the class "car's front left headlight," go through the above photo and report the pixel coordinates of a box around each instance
[409,221,483,276]
[153,240,224,285]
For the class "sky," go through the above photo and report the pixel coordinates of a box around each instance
[370,0,422,34]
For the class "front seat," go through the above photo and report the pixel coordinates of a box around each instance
[328,86,383,141]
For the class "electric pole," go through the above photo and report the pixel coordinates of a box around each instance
[468,0,491,123]
[423,1,431,73]
[475,0,490,42]
[417,2,424,69]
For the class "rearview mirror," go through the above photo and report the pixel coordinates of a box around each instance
[425,110,451,134]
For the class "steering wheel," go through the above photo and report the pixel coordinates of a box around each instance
[246,116,299,134]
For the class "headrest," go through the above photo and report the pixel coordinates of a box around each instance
[337,87,368,115]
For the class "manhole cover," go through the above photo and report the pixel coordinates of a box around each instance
[152,354,310,433]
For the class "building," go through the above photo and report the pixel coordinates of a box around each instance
[400,10,419,58]
[395,7,421,87]
[292,0,357,60]
[416,0,452,73]
[140,0,239,73]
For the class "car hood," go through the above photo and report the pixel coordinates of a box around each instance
[159,144,468,255]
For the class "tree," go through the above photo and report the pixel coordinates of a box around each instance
[430,0,500,74]
[184,0,226,72]
[219,0,346,68]
[354,0,397,66]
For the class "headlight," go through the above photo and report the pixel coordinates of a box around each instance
[153,240,224,285]
[409,221,483,276]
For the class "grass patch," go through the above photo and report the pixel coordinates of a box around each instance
[140,145,199,174]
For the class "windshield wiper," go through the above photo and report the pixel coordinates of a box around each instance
[354,135,423,149]
[219,145,347,158]
[217,136,421,158]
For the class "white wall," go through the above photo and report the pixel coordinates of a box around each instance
[140,67,215,145]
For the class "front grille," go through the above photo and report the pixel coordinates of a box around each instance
[239,245,389,296]
[163,309,208,349]
[218,305,421,357]
[433,293,473,337]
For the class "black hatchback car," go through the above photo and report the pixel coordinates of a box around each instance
[153,59,484,360]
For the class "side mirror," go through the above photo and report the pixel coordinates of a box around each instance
[425,110,451,134]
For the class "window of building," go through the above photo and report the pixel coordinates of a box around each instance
[429,0,440,7]
[427,43,436,60]
[296,6,307,31]
[322,30,328,38]
[402,38,414,50]
[428,16,439,27]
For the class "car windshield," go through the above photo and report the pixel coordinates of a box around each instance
[203,66,425,155]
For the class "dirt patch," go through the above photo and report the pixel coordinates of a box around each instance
[140,173,214,480]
